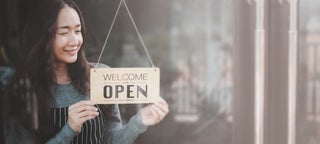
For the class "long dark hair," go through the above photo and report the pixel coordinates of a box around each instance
[4,0,89,142]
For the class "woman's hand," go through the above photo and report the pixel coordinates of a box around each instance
[140,97,169,126]
[67,100,99,132]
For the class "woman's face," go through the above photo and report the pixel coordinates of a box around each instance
[53,6,83,65]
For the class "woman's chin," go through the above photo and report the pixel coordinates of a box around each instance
[56,56,78,64]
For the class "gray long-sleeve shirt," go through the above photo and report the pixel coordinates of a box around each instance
[46,82,147,144]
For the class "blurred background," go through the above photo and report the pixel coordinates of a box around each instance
[1,0,320,144]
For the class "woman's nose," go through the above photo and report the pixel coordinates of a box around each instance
[68,32,78,46]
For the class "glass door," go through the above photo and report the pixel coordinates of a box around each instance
[298,0,320,143]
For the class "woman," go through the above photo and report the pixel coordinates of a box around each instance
[3,0,169,143]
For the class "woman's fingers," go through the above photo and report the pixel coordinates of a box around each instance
[69,100,95,111]
[155,102,169,113]
[70,105,98,114]
[69,100,98,117]
[154,97,169,116]
[68,100,99,132]
[140,97,170,126]
[152,103,169,121]
[75,110,99,118]
[150,105,159,119]
[70,114,97,128]
[156,97,169,108]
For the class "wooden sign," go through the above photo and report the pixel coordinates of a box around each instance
[90,67,160,104]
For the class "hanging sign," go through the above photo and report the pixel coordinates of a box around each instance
[90,67,160,104]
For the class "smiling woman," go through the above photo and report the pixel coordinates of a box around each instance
[2,0,169,144]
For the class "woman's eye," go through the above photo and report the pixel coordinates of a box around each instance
[75,30,81,33]
[58,32,68,35]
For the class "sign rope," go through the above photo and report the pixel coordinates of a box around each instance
[95,0,155,68]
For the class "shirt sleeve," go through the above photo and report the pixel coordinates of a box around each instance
[102,105,147,144]
[45,123,78,144]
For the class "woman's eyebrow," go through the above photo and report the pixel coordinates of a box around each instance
[57,24,81,29]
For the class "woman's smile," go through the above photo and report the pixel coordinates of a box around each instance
[64,48,79,55]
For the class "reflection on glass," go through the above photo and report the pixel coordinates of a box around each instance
[141,0,233,144]
[84,0,234,143]
[299,0,320,143]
